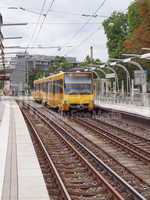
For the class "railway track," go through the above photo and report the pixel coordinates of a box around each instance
[73,117,150,165]
[31,103,150,199]
[100,116,150,141]
[20,101,148,200]
[92,118,150,152]
[21,104,124,200]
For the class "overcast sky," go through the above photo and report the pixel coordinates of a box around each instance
[1,0,133,62]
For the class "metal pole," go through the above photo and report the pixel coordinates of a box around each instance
[26,60,29,95]
[127,60,147,105]
[128,60,144,71]
[90,46,93,62]
[106,65,119,93]
[115,63,131,95]
[96,67,106,78]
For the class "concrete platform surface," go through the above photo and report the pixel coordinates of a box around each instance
[95,100,150,119]
[0,99,49,200]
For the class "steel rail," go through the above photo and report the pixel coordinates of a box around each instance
[95,118,150,142]
[74,118,150,164]
[22,104,124,200]
[23,103,146,200]
[26,103,149,186]
[21,109,72,200]
[28,104,150,184]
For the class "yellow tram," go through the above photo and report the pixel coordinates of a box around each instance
[33,71,95,112]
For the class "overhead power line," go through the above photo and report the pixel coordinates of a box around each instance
[65,0,107,43]
[5,45,72,49]
[8,6,107,18]
[31,0,55,45]
[25,0,47,52]
[64,28,100,56]
[27,20,106,25]
[59,0,107,56]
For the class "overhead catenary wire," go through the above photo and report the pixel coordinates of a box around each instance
[64,28,100,56]
[64,0,107,44]
[26,21,106,25]
[7,5,108,18]
[57,0,107,56]
[24,0,47,53]
[30,0,55,46]
[4,0,107,59]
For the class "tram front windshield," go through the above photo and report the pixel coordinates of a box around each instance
[64,73,92,95]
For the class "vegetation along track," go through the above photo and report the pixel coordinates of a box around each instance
[20,101,148,200]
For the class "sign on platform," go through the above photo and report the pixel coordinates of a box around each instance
[106,73,115,79]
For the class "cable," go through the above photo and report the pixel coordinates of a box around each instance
[31,0,55,45]
[58,0,107,56]
[65,0,107,43]
[25,0,47,53]
[64,28,100,56]
[27,22,104,25]
[19,7,107,18]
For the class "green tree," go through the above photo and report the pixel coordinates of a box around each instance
[128,1,141,34]
[49,56,73,73]
[124,0,150,52]
[103,12,128,58]
[80,55,102,67]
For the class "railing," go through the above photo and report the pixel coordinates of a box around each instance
[95,93,150,107]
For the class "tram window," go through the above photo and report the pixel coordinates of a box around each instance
[41,83,43,92]
[45,82,48,93]
[43,83,46,92]
[48,82,50,92]
[56,80,59,93]
[48,81,53,93]
[35,84,37,91]
[50,81,53,93]
[40,83,43,92]
[53,81,56,94]
[53,80,63,94]
[41,84,43,92]
[58,80,63,93]
[49,81,53,93]
[38,84,40,91]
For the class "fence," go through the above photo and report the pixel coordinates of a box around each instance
[95,93,150,107]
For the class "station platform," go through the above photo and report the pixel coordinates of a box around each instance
[95,100,150,119]
[0,99,49,200]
